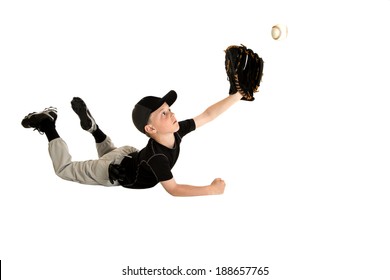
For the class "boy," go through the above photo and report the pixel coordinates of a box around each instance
[21,90,243,196]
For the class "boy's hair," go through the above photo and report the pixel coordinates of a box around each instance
[132,90,177,134]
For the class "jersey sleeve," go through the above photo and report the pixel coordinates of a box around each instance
[177,119,196,138]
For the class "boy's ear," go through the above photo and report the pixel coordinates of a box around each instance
[144,124,156,134]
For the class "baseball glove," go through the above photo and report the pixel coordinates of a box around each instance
[225,44,264,101]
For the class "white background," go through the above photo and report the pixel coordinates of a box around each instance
[1,0,390,279]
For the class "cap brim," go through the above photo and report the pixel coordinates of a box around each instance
[161,90,177,107]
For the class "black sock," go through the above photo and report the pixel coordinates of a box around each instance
[92,125,107,143]
[40,119,60,142]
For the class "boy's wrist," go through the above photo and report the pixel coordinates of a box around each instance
[206,185,215,195]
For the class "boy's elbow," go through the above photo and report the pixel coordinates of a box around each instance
[165,188,178,196]
[200,110,215,126]
[161,180,180,196]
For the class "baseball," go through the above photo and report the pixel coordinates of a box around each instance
[271,24,288,40]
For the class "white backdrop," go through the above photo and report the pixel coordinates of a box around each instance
[1,0,390,279]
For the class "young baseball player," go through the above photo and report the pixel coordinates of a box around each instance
[21,90,243,196]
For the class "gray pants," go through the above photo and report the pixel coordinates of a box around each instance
[48,137,138,186]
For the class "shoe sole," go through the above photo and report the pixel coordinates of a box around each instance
[71,97,93,131]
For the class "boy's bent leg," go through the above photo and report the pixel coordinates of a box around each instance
[48,138,116,186]
[71,97,116,157]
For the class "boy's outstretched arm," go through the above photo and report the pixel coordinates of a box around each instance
[161,177,225,197]
[163,92,243,196]
[193,91,242,128]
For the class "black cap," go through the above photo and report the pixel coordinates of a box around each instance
[132,90,177,134]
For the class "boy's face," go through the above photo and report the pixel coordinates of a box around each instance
[145,102,179,135]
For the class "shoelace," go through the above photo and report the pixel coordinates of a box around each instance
[33,128,44,135]
[45,106,58,114]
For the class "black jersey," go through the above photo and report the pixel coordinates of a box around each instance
[122,119,196,189]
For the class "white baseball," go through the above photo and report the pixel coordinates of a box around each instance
[271,24,288,40]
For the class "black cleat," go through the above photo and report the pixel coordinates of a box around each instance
[21,107,57,134]
[71,97,97,133]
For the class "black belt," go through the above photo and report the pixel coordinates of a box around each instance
[108,151,138,187]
